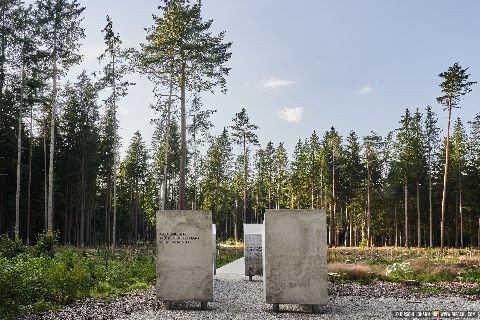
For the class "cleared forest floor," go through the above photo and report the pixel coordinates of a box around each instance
[26,255,480,320]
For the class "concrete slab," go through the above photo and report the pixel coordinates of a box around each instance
[156,210,213,303]
[263,209,327,308]
[244,224,263,278]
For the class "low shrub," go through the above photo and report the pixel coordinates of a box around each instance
[0,234,27,258]
[34,231,58,258]
[385,261,414,281]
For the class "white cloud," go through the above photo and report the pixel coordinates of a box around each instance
[263,77,294,90]
[278,107,303,124]
[358,85,373,95]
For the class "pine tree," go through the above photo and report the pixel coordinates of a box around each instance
[273,143,288,210]
[187,95,215,210]
[344,131,364,246]
[451,118,467,247]
[323,127,342,246]
[230,108,259,226]
[424,106,440,247]
[436,63,476,248]
[36,0,85,232]
[97,15,133,252]
[140,0,232,209]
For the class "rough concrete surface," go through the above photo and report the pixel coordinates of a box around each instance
[156,210,213,303]
[263,209,327,306]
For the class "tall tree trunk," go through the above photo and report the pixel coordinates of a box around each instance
[429,170,433,247]
[349,208,353,247]
[404,173,408,247]
[0,10,5,126]
[160,77,173,210]
[460,187,463,248]
[15,57,25,239]
[441,104,452,249]
[179,63,187,210]
[111,48,117,253]
[478,217,480,249]
[455,196,458,248]
[234,200,239,242]
[416,179,421,247]
[43,116,48,230]
[320,169,323,208]
[243,136,247,224]
[367,167,371,247]
[47,50,58,232]
[80,151,85,247]
[27,103,32,244]
[394,202,398,247]
[331,153,336,246]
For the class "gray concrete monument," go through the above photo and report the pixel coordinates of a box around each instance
[263,209,327,313]
[156,210,213,309]
[212,224,217,275]
[244,224,263,280]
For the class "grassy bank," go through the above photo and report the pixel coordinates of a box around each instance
[327,247,480,295]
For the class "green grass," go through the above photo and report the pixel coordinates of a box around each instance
[327,247,480,288]
[216,245,244,268]
[0,235,247,319]
[0,234,157,319]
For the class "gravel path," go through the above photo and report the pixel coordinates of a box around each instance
[27,259,480,320]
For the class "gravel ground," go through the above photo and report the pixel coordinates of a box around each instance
[25,264,479,320]
[25,278,480,320]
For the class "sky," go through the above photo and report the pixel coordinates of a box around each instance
[67,0,480,156]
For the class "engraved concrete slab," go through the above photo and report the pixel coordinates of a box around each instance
[244,224,263,277]
[156,210,213,303]
[263,209,327,307]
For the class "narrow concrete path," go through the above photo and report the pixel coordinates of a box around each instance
[216,257,245,275]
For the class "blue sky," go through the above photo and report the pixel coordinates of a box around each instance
[70,0,480,155]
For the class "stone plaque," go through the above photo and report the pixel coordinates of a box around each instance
[244,224,263,278]
[263,209,327,307]
[156,210,213,303]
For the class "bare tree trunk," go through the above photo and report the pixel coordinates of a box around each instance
[234,200,239,242]
[243,137,248,224]
[417,180,421,247]
[43,116,48,230]
[160,78,173,211]
[429,171,433,247]
[47,51,58,232]
[404,174,408,247]
[478,217,480,249]
[441,104,452,249]
[460,188,463,248]
[455,196,458,248]
[179,63,187,210]
[111,48,118,254]
[320,169,323,208]
[27,103,32,244]
[349,208,353,247]
[80,151,85,247]
[331,153,336,246]
[15,59,25,239]
[394,203,398,247]
[367,169,371,247]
